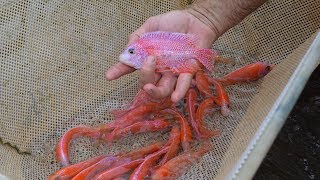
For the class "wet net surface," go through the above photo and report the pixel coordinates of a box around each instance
[0,0,319,179]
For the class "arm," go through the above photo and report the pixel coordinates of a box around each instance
[106,0,267,102]
[187,0,267,40]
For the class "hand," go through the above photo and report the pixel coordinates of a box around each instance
[105,10,217,102]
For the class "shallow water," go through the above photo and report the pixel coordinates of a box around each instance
[254,66,320,179]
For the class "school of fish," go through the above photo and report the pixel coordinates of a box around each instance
[49,31,274,180]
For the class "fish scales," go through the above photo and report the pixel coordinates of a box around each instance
[119,31,217,74]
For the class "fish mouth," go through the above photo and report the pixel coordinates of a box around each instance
[119,54,136,68]
[270,64,276,70]
[119,59,135,67]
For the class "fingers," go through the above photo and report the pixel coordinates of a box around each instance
[105,62,136,81]
[143,72,177,99]
[139,56,158,88]
[127,17,159,45]
[171,73,193,103]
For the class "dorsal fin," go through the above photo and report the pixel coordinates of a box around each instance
[140,31,199,47]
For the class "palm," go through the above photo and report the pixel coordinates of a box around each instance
[106,10,216,102]
[141,10,215,48]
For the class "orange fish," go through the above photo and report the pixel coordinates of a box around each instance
[195,71,214,98]
[71,156,118,180]
[214,62,273,86]
[210,79,230,116]
[151,143,212,180]
[55,126,101,167]
[94,159,144,180]
[76,142,163,180]
[106,118,171,143]
[48,155,106,180]
[158,126,181,165]
[111,90,153,119]
[129,147,169,180]
[100,98,173,132]
[186,88,203,140]
[161,109,192,152]
[122,141,165,160]
[196,98,220,138]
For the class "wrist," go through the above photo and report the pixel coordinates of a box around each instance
[186,3,222,38]
[186,0,267,38]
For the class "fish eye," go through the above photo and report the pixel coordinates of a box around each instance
[128,48,134,54]
[265,66,271,72]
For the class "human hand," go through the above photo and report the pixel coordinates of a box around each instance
[105,10,217,103]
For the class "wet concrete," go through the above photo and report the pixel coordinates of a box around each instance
[254,65,320,180]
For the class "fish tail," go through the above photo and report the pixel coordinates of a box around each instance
[207,76,230,87]
[215,78,231,86]
[196,49,216,71]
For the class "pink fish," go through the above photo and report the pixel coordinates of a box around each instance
[119,31,217,74]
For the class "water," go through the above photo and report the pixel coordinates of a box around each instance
[254,66,320,179]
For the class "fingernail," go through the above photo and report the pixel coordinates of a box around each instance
[147,89,153,95]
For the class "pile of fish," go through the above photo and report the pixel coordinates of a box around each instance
[49,31,273,179]
[49,62,273,180]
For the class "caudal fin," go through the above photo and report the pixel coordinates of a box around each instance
[196,49,217,72]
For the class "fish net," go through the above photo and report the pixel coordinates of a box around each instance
[0,0,319,179]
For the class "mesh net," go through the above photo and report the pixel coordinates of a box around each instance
[0,0,319,179]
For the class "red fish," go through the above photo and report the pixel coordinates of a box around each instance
[55,126,101,167]
[111,90,153,119]
[151,143,212,180]
[75,142,164,180]
[162,109,192,152]
[106,118,171,143]
[213,62,273,86]
[48,155,107,180]
[195,71,214,98]
[100,98,173,132]
[119,31,217,74]
[196,98,220,139]
[71,156,118,180]
[186,88,202,139]
[129,147,169,180]
[210,79,230,116]
[158,126,181,166]
[94,159,144,180]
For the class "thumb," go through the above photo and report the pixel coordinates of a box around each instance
[139,56,157,88]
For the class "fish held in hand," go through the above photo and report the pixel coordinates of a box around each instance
[119,31,217,74]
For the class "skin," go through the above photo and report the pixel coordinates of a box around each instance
[105,0,267,102]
